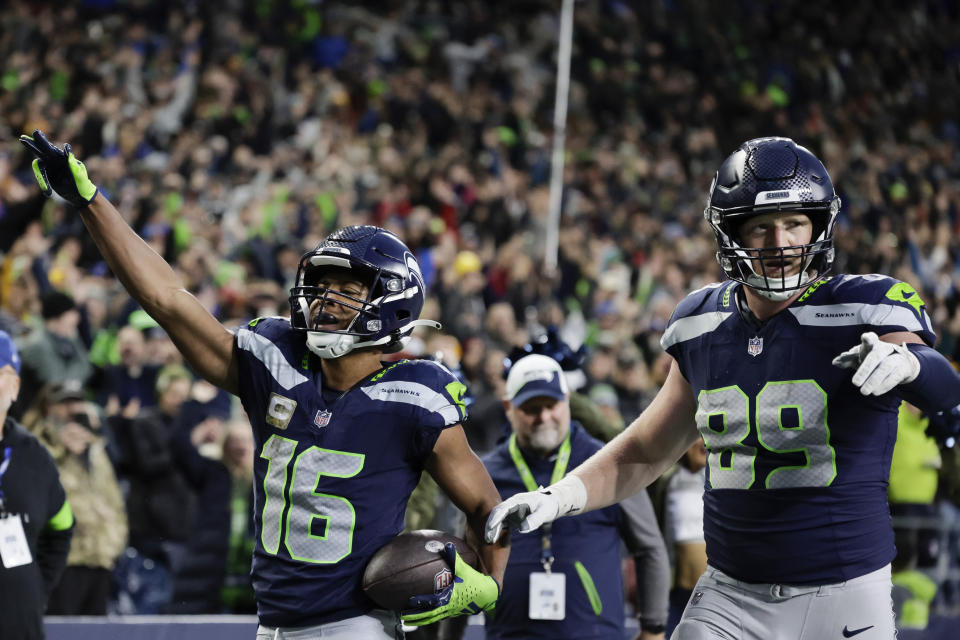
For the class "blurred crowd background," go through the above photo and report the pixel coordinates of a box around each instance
[1,0,960,629]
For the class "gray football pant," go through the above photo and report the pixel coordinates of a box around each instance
[672,564,895,640]
[256,609,401,639]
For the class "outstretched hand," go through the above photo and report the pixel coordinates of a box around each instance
[832,331,920,396]
[19,130,98,208]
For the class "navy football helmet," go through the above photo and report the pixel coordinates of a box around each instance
[289,225,439,358]
[704,137,841,300]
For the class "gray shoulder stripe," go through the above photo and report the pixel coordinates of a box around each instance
[361,381,462,425]
[660,311,733,350]
[789,303,931,333]
[237,328,308,390]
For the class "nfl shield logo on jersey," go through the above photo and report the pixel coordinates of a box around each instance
[747,336,763,357]
[314,409,333,429]
[434,567,453,593]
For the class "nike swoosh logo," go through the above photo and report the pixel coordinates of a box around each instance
[842,625,874,637]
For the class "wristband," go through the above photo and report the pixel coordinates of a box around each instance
[900,344,960,413]
[543,475,587,517]
[640,620,666,634]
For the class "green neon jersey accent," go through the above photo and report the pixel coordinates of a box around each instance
[797,276,832,303]
[721,282,735,308]
[885,282,925,318]
[574,561,603,616]
[445,380,468,420]
[47,499,74,531]
[370,360,407,382]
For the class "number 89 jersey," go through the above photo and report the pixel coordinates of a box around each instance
[234,317,467,627]
[660,274,935,585]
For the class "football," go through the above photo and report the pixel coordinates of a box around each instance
[362,529,482,611]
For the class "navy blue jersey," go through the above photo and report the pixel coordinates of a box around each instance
[234,317,467,627]
[660,275,934,585]
[482,423,625,639]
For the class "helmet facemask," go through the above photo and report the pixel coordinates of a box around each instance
[288,225,441,359]
[704,137,841,301]
[289,258,396,359]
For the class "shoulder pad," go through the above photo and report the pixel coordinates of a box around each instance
[363,359,467,426]
[661,282,736,351]
[790,274,935,344]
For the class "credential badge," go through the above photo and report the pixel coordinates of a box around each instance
[314,409,333,429]
[747,336,763,357]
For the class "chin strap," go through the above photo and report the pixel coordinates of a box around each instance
[306,319,443,359]
[744,270,814,301]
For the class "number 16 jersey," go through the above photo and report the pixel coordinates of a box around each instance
[234,317,467,627]
[660,274,934,585]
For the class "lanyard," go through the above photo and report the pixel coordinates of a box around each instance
[508,432,572,572]
[0,446,11,512]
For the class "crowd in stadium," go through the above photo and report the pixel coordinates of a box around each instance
[1,0,960,633]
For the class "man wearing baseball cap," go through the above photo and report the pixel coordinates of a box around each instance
[0,330,74,640]
[480,354,670,639]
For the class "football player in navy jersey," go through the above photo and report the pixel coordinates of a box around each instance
[486,137,960,639]
[19,131,507,639]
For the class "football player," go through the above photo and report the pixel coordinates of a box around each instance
[485,137,960,639]
[19,131,507,639]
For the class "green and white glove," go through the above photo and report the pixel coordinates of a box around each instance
[401,542,499,626]
[19,130,98,208]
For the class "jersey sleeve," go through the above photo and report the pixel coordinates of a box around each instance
[659,282,734,379]
[830,275,936,345]
[400,360,469,461]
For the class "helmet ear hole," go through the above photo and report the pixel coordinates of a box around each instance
[395,309,411,322]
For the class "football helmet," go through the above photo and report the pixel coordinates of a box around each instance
[289,225,440,359]
[704,137,841,300]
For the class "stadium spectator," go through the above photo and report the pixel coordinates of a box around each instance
[117,363,196,613]
[23,380,127,616]
[163,405,232,614]
[482,354,669,639]
[0,330,74,640]
[14,291,92,417]
[219,418,257,614]
[100,323,160,418]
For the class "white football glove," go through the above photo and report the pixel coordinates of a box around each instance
[832,331,920,396]
[484,475,587,544]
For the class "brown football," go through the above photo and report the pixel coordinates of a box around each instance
[361,529,482,611]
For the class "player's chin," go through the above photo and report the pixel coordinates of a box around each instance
[761,263,801,279]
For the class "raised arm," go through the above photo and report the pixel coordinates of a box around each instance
[486,359,700,542]
[19,131,239,395]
